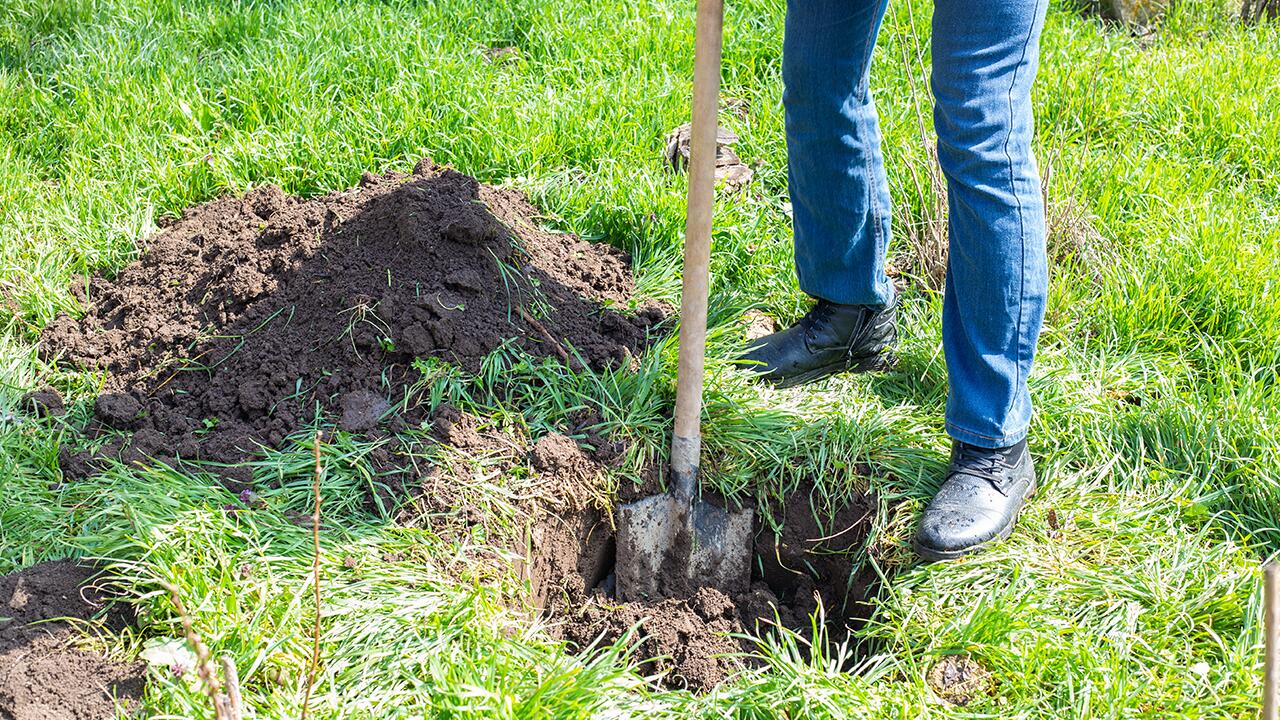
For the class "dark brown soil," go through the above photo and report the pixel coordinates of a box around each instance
[40,160,662,478]
[20,389,64,419]
[553,587,751,691]
[0,561,145,720]
[755,478,880,631]
[526,453,878,692]
[30,159,879,693]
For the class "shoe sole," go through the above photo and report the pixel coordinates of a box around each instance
[911,472,1039,562]
[765,351,897,390]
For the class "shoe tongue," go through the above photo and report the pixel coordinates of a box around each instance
[952,439,1025,484]
[959,438,1026,461]
[799,301,833,333]
[999,438,1028,464]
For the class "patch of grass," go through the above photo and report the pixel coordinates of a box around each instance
[1,0,1277,716]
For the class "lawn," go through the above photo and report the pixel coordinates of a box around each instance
[1,0,1278,717]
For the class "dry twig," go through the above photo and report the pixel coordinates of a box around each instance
[301,430,324,719]
[517,306,572,364]
[160,581,230,720]
[1266,562,1278,720]
[221,656,244,720]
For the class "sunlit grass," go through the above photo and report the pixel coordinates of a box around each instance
[1,0,1277,716]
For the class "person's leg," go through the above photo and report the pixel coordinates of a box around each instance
[783,0,894,308]
[912,0,1048,561]
[932,0,1049,449]
[740,0,898,387]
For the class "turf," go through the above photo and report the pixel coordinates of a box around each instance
[1,0,1278,716]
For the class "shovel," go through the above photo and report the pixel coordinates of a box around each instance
[615,0,753,602]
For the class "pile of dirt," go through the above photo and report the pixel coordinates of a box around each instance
[0,561,145,720]
[39,160,662,480]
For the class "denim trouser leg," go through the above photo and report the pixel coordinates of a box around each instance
[782,0,1049,449]
[783,0,895,308]
[933,0,1049,448]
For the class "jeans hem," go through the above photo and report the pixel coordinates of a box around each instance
[798,277,891,308]
[945,421,1028,449]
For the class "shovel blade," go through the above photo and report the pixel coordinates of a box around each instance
[615,494,677,602]
[686,499,754,590]
[615,495,753,602]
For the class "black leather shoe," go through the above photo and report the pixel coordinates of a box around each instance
[739,298,896,388]
[913,439,1037,561]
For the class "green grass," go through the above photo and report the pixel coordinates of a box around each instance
[2,0,1278,716]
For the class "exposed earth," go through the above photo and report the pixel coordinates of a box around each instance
[0,561,145,720]
[40,159,662,481]
[31,161,879,694]
[527,463,878,691]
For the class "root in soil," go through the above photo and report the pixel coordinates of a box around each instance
[0,561,145,720]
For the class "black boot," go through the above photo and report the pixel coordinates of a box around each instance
[739,298,896,388]
[913,439,1037,561]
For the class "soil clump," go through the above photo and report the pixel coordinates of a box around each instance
[927,654,994,706]
[40,161,661,478]
[0,561,145,720]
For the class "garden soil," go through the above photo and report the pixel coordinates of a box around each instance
[530,466,878,691]
[0,561,144,720]
[35,160,878,692]
[41,159,662,481]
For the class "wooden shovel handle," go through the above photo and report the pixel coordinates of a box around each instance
[671,0,723,498]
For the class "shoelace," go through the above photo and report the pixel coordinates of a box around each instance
[951,443,1021,491]
[800,300,837,341]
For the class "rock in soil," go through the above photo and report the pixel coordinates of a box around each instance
[0,561,145,720]
[40,161,663,476]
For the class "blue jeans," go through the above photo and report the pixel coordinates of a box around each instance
[783,0,1049,449]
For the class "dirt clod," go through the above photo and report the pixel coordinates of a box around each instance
[663,123,755,191]
[93,393,143,428]
[927,654,994,706]
[527,433,601,512]
[554,587,749,692]
[338,390,391,432]
[21,388,64,418]
[741,309,776,342]
[0,561,145,720]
